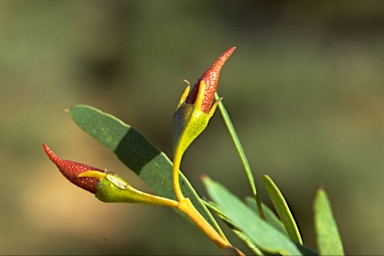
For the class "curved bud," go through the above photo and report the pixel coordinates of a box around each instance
[173,47,236,155]
[186,46,236,113]
[42,144,104,194]
[43,144,179,208]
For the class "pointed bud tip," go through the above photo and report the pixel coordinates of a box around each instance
[221,46,236,60]
[42,143,56,159]
[185,47,236,113]
[42,144,103,194]
[210,46,236,73]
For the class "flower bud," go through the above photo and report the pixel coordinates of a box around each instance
[42,144,104,194]
[173,47,236,155]
[185,46,236,113]
[43,144,179,207]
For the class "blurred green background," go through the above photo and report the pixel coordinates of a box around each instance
[1,0,384,254]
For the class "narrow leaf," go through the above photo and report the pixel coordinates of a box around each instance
[204,200,264,255]
[67,104,222,234]
[215,93,265,220]
[203,176,302,255]
[262,175,303,244]
[314,188,344,255]
[245,197,287,236]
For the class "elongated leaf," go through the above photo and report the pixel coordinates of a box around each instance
[262,175,303,244]
[203,200,264,255]
[67,104,222,234]
[215,93,265,220]
[203,176,302,255]
[245,197,287,236]
[314,188,344,255]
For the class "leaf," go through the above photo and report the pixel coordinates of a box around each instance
[203,200,264,255]
[215,94,257,197]
[215,93,265,220]
[262,175,303,244]
[314,188,344,255]
[66,104,222,234]
[203,176,302,255]
[245,197,287,236]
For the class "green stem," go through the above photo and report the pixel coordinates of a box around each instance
[114,184,180,208]
[80,170,180,207]
[172,149,185,202]
[172,148,236,252]
[178,198,233,251]
[215,92,265,220]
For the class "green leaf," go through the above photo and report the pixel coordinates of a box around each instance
[215,93,265,220]
[66,104,222,234]
[245,197,287,236]
[314,188,344,255]
[203,176,302,255]
[203,200,264,255]
[262,175,303,244]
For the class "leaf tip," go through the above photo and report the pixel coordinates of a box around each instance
[63,108,70,115]
[316,183,325,190]
[200,174,212,185]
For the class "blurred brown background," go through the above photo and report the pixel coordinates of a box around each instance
[1,1,384,254]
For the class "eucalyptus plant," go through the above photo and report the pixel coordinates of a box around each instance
[43,47,343,255]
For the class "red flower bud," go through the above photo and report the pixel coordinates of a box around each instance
[185,46,236,113]
[42,144,104,194]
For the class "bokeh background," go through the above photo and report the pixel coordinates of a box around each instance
[1,1,384,254]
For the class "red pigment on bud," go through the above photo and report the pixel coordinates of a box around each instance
[42,144,104,194]
[186,46,236,113]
